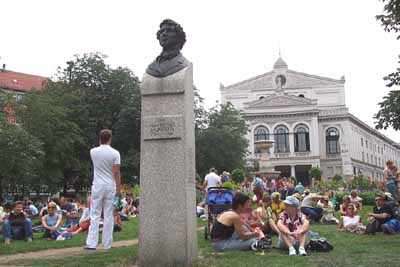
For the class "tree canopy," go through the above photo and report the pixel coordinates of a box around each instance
[375,0,400,130]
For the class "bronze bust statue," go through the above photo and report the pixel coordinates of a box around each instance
[146,19,189,78]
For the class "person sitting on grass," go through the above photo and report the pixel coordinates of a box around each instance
[211,193,266,251]
[318,197,339,224]
[42,202,62,240]
[2,201,33,244]
[63,208,80,231]
[277,196,309,256]
[365,193,393,234]
[339,196,351,216]
[271,192,285,218]
[113,207,122,232]
[300,190,324,223]
[350,190,363,211]
[255,195,280,235]
[338,203,365,234]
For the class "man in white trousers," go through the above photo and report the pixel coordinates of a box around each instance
[84,129,121,250]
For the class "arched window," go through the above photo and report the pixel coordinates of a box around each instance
[298,94,305,98]
[274,125,290,153]
[294,125,310,152]
[254,126,269,141]
[326,127,340,154]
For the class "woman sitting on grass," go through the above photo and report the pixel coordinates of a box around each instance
[211,193,266,251]
[41,202,62,240]
[338,203,365,234]
[339,196,351,216]
[255,195,280,235]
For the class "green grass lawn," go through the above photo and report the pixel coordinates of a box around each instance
[5,207,400,267]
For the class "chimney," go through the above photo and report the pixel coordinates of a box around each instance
[2,64,5,71]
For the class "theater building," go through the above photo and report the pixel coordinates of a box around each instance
[220,57,400,185]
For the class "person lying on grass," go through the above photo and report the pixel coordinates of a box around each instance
[338,203,365,234]
[211,193,267,251]
[41,202,62,240]
[277,196,309,256]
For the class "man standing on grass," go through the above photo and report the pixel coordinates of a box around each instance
[84,129,121,250]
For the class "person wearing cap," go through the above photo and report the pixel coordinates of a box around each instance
[384,160,398,204]
[300,190,324,222]
[271,192,285,217]
[277,196,309,256]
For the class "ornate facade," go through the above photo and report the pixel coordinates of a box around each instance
[220,57,400,185]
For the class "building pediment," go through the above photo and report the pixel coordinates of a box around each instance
[244,93,314,110]
[221,69,344,93]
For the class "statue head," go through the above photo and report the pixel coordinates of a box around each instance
[156,19,186,51]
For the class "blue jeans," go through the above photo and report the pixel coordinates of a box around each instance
[2,218,33,240]
[300,207,323,222]
[212,225,257,251]
[387,182,399,203]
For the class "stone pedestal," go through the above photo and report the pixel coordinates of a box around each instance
[139,65,197,267]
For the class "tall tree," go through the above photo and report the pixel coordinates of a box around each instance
[55,53,142,186]
[196,102,248,177]
[0,120,44,195]
[375,0,400,130]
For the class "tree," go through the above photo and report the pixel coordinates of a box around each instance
[230,168,245,184]
[55,53,142,186]
[375,0,400,130]
[196,102,248,177]
[16,87,84,194]
[309,167,322,181]
[374,90,400,130]
[0,121,44,195]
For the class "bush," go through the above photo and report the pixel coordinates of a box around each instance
[359,190,384,206]
[351,175,370,191]
[132,185,140,197]
[332,174,344,182]
[222,181,236,190]
[231,168,245,184]
[309,167,322,181]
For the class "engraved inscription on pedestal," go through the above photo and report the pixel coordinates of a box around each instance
[143,115,183,140]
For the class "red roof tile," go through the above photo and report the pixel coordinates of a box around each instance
[0,70,48,92]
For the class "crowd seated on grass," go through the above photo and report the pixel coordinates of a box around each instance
[0,191,136,244]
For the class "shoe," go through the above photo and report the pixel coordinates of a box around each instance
[289,246,297,256]
[83,245,96,251]
[4,238,11,245]
[27,238,33,243]
[382,224,396,235]
[251,241,260,252]
[299,246,307,256]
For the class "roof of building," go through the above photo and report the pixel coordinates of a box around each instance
[0,70,48,92]
[273,57,288,69]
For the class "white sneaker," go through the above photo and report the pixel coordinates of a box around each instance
[299,246,307,256]
[289,246,297,256]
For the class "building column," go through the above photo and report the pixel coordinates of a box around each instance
[291,165,296,177]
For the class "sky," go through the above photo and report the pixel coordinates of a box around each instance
[1,0,399,142]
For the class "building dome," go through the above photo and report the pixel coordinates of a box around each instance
[273,57,288,69]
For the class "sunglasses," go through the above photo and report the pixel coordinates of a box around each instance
[375,199,383,201]
[48,207,55,210]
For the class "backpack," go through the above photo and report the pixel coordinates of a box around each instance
[306,238,333,252]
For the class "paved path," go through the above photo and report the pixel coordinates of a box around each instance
[0,226,204,264]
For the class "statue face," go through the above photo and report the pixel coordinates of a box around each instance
[158,23,179,49]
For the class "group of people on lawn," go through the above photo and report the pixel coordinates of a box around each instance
[0,192,138,244]
[207,159,400,255]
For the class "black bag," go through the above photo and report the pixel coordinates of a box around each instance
[306,237,333,252]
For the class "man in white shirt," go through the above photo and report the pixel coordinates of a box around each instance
[203,167,221,191]
[85,129,121,250]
